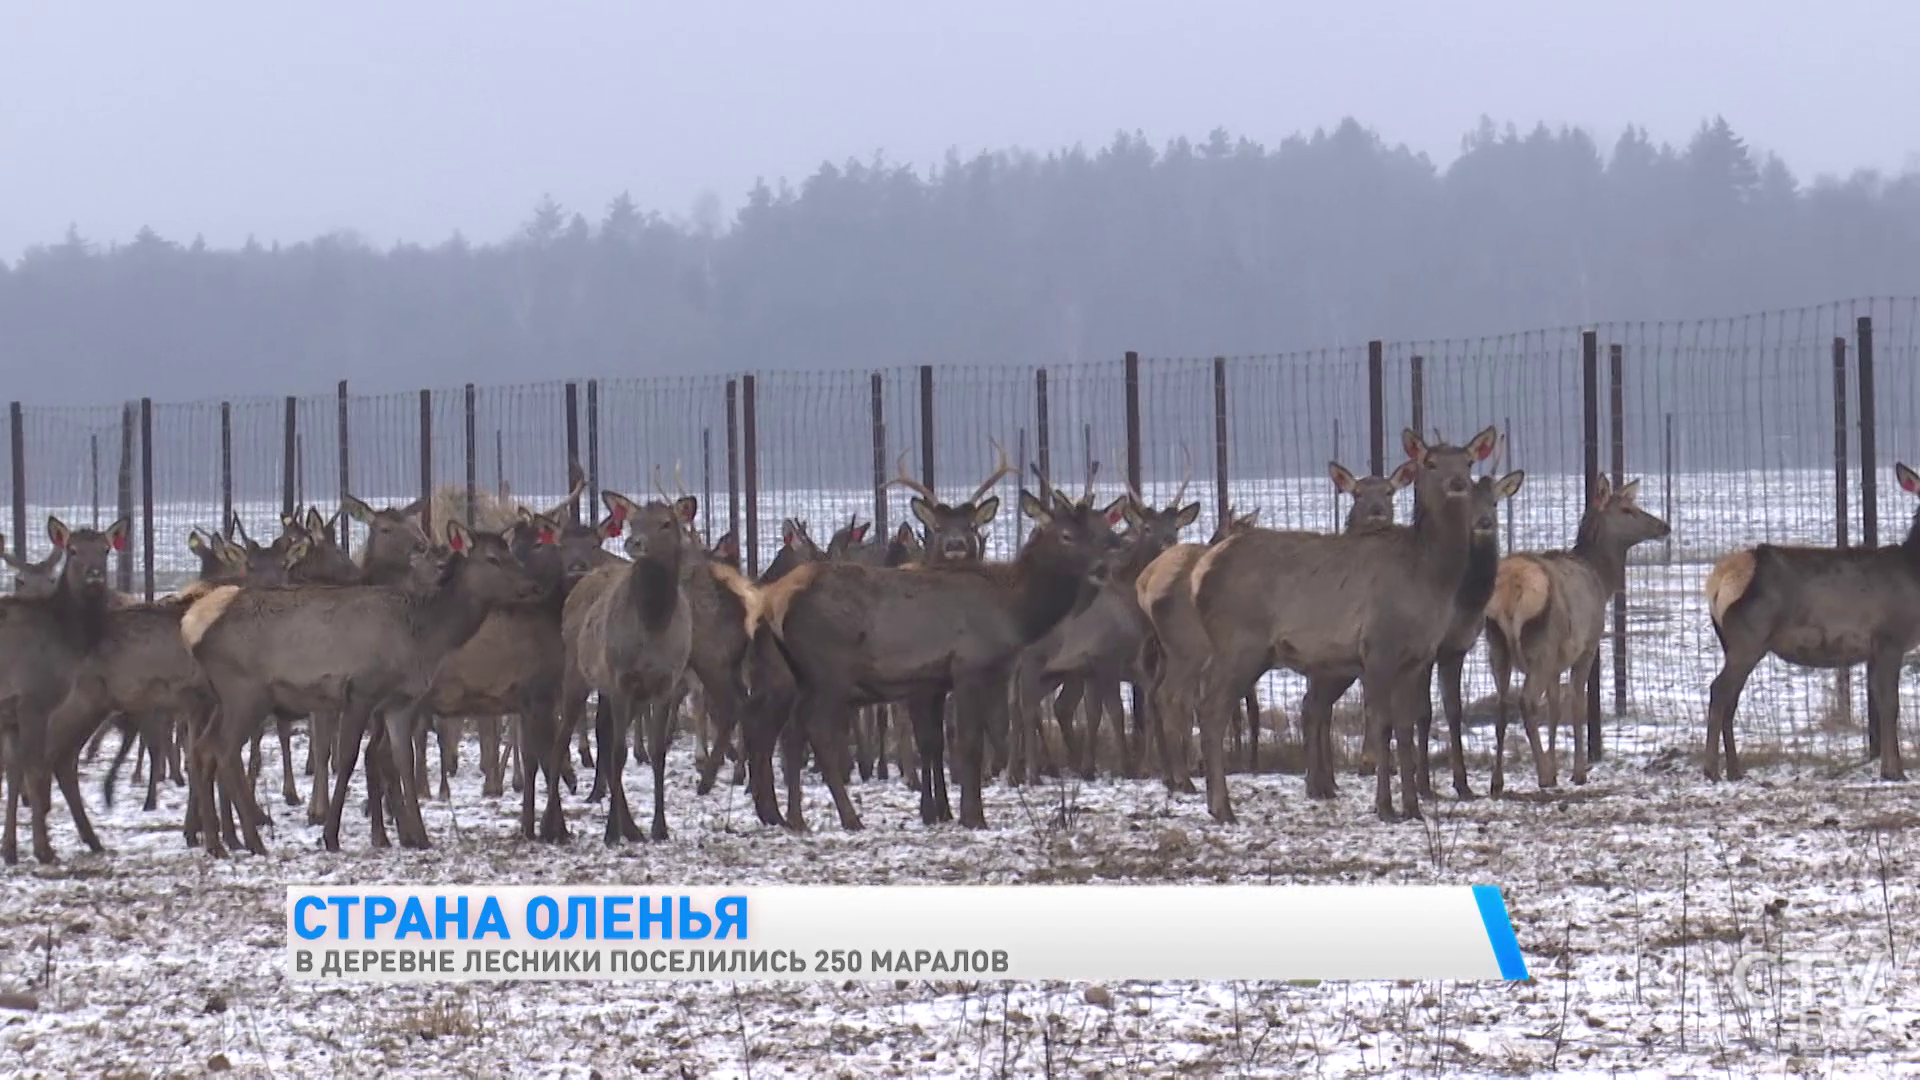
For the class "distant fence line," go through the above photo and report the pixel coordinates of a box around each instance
[4,296,1918,757]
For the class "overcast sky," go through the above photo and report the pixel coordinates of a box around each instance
[4,0,1916,262]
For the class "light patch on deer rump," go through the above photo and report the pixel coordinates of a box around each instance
[1135,543,1205,613]
[748,560,822,640]
[1485,555,1553,635]
[1704,549,1757,626]
[704,561,764,640]
[179,584,243,650]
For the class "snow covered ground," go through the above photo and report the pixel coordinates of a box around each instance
[3,729,1917,1079]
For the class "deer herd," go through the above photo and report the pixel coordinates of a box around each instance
[1,423,1917,866]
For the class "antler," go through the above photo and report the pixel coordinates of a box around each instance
[651,464,674,505]
[968,437,1017,506]
[1082,458,1101,505]
[541,460,588,520]
[1171,443,1194,507]
[885,448,939,503]
[1028,461,1055,503]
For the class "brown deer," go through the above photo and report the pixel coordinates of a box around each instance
[683,530,762,799]
[1,516,129,864]
[870,441,1019,820]
[1008,455,1192,785]
[423,500,620,841]
[1190,427,1499,823]
[1413,466,1525,800]
[180,518,544,855]
[742,475,1120,832]
[559,481,698,845]
[1136,507,1270,793]
[1330,459,1415,532]
[1484,474,1670,794]
[1702,462,1920,782]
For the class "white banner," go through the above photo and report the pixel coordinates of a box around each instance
[285,884,1529,983]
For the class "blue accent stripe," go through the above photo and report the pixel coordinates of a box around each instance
[1472,885,1529,981]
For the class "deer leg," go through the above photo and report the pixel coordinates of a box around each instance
[1570,651,1599,785]
[1301,676,1352,800]
[307,711,334,828]
[873,704,891,782]
[435,716,464,802]
[321,703,374,852]
[906,693,946,825]
[1051,677,1082,780]
[1487,631,1513,797]
[380,704,433,850]
[143,712,171,812]
[1437,649,1474,800]
[596,692,637,845]
[1868,649,1906,782]
[852,705,875,784]
[949,676,999,830]
[218,718,271,858]
[1196,652,1262,825]
[1110,679,1138,780]
[103,716,139,812]
[1413,661,1438,801]
[1244,691,1263,773]
[644,697,674,842]
[272,714,297,808]
[506,715,522,795]
[522,694,567,843]
[810,696,862,832]
[1522,672,1556,790]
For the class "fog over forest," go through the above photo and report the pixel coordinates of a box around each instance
[4,116,1917,409]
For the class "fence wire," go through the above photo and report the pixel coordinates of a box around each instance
[3,296,1916,765]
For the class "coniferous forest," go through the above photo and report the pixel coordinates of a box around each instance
[3,116,1917,406]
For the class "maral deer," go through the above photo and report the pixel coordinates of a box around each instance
[1413,466,1525,800]
[0,515,130,864]
[1135,506,1265,793]
[1701,462,1920,782]
[1190,427,1499,822]
[742,475,1119,832]
[1483,474,1670,793]
[181,519,543,855]
[560,482,698,845]
[870,440,1019,820]
[423,499,616,842]
[1008,452,1193,785]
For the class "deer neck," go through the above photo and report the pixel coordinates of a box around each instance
[628,548,684,633]
[52,574,111,652]
[1571,513,1630,591]
[1010,545,1086,643]
[1412,492,1473,591]
[1901,508,1920,559]
[415,566,496,658]
[1457,532,1502,609]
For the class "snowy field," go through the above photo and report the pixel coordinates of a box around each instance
[6,466,1919,1077]
[2,731,1918,1079]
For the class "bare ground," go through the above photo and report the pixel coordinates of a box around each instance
[1,727,1917,1079]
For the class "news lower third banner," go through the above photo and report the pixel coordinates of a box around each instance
[286,884,1529,983]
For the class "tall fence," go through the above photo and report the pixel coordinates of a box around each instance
[5,297,1918,761]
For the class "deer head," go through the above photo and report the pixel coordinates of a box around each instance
[0,533,62,598]
[889,437,1018,565]
[1330,459,1417,531]
[47,514,127,594]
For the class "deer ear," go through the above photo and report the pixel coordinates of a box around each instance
[598,514,625,540]
[47,515,70,551]
[1018,490,1051,524]
[305,507,327,535]
[1591,474,1613,507]
[214,536,248,569]
[186,530,207,555]
[601,491,640,527]
[909,498,940,530]
[1898,463,1920,495]
[1173,502,1202,530]
[1466,426,1499,463]
[1494,470,1526,499]
[1328,461,1358,495]
[973,497,1002,526]
[282,537,311,567]
[1118,498,1144,528]
[342,496,375,526]
[444,520,471,553]
[851,524,869,543]
[1101,496,1129,527]
[675,496,699,524]
[1401,429,1425,461]
[105,518,130,552]
[1388,460,1419,490]
[281,512,300,534]
[1616,479,1642,506]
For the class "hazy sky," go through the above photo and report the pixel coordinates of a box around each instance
[4,0,1917,262]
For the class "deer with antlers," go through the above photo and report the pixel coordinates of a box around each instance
[1007,448,1190,784]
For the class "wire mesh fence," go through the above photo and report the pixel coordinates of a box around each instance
[3,296,1915,765]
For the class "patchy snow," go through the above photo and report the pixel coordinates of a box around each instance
[3,731,1916,1079]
